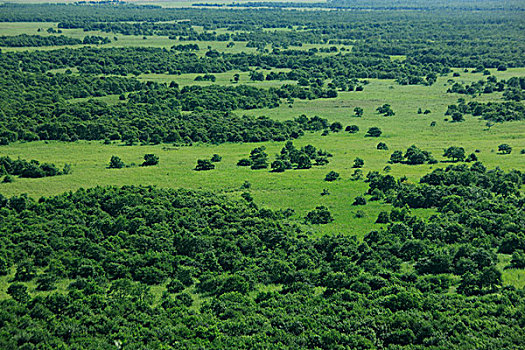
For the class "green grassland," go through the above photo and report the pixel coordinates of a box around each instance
[1,69,524,240]
[0,26,524,291]
[0,21,348,55]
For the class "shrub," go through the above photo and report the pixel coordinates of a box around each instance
[195,159,215,171]
[325,171,340,181]
[365,127,382,137]
[109,156,125,169]
[305,206,333,224]
[353,196,367,206]
[142,154,159,166]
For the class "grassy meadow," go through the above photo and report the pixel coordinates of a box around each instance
[0,25,524,290]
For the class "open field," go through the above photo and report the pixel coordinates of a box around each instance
[2,69,524,239]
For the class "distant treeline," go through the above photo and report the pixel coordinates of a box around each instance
[0,34,81,47]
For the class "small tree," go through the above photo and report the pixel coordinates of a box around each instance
[365,127,382,137]
[353,107,364,117]
[271,160,286,173]
[353,157,364,168]
[465,153,478,162]
[324,171,339,181]
[237,158,251,166]
[195,159,214,171]
[109,156,125,169]
[296,153,312,169]
[305,206,333,224]
[498,144,512,154]
[390,151,404,163]
[377,142,388,150]
[376,104,395,116]
[330,122,343,133]
[250,147,269,169]
[142,154,159,166]
[443,146,466,162]
[211,154,222,162]
[346,125,359,133]
[451,112,464,122]
[352,196,367,206]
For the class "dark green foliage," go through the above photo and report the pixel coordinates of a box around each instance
[376,211,390,223]
[305,205,333,224]
[0,156,63,178]
[376,142,388,150]
[324,171,339,181]
[498,144,512,154]
[404,145,435,165]
[2,175,13,183]
[353,157,364,168]
[353,106,364,117]
[108,156,125,169]
[271,160,286,173]
[249,147,268,170]
[346,125,359,133]
[446,100,524,123]
[211,154,222,162]
[141,154,159,166]
[0,34,82,47]
[376,103,395,116]
[195,159,215,171]
[365,127,382,137]
[236,158,251,167]
[390,150,404,163]
[0,165,522,347]
[451,111,464,122]
[443,146,466,162]
[273,141,331,172]
[352,196,367,206]
[329,122,343,132]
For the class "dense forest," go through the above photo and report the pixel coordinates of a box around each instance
[0,163,523,348]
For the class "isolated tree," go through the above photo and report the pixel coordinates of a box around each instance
[195,159,214,171]
[211,154,222,162]
[498,144,512,154]
[109,156,125,169]
[141,154,159,166]
[325,171,339,181]
[404,145,432,165]
[353,157,364,168]
[354,107,364,117]
[443,146,466,162]
[376,104,395,116]
[365,127,382,137]
[330,122,343,132]
[377,142,388,150]
[237,158,251,166]
[346,125,359,133]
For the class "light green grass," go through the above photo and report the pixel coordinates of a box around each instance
[498,255,525,290]
[1,69,524,238]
